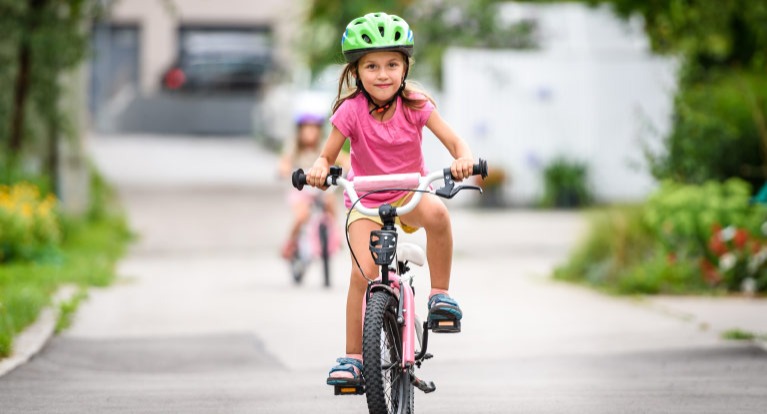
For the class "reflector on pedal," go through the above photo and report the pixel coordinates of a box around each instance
[428,318,461,333]
[334,385,365,395]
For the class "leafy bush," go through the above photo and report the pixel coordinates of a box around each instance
[0,182,61,263]
[556,179,767,294]
[541,157,592,208]
[648,72,767,190]
[555,206,663,292]
[644,179,764,257]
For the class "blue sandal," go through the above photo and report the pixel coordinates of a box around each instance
[427,293,463,333]
[327,357,364,386]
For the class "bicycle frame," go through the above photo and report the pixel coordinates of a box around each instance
[332,168,474,371]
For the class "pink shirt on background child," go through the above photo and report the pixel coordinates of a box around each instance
[330,93,435,209]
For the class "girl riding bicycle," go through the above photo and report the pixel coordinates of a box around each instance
[304,12,477,387]
[279,107,339,261]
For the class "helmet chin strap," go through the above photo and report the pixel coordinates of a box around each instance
[359,80,406,114]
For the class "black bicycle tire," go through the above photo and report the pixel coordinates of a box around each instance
[290,254,304,284]
[363,291,413,414]
[319,221,330,287]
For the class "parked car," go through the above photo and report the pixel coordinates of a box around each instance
[163,54,270,93]
[162,28,271,93]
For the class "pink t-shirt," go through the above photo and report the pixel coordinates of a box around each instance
[331,93,435,209]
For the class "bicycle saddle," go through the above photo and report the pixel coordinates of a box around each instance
[397,243,426,267]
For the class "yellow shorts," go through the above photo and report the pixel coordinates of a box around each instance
[346,194,420,234]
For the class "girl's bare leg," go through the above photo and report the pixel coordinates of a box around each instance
[399,194,452,290]
[345,218,380,354]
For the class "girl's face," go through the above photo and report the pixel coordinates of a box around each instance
[356,51,407,106]
[298,123,322,148]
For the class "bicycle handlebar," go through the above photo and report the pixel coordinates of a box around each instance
[291,159,488,217]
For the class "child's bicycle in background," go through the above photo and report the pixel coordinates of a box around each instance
[289,191,341,288]
[293,160,488,414]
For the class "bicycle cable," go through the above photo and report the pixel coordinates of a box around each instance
[344,188,432,283]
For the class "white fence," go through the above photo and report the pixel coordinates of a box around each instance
[432,3,678,205]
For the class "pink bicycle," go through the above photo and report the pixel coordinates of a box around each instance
[289,191,341,287]
[292,160,488,414]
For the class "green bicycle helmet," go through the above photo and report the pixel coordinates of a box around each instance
[341,12,414,63]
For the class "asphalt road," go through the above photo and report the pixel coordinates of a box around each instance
[0,135,765,413]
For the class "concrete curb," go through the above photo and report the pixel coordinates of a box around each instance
[0,285,78,378]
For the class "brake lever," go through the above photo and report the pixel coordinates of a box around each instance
[435,169,482,200]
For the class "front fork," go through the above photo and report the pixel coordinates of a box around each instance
[368,203,435,392]
[364,272,431,365]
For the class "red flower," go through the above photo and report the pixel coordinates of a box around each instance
[700,259,722,285]
[733,229,749,249]
[708,234,728,256]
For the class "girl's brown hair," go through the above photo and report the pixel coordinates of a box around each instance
[331,54,435,116]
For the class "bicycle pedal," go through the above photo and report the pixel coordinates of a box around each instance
[428,318,461,333]
[423,353,433,360]
[412,376,436,394]
[334,385,365,395]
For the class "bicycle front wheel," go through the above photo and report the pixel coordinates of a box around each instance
[363,291,414,414]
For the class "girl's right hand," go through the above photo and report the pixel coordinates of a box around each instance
[306,158,330,189]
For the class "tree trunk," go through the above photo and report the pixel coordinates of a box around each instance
[8,0,48,158]
[9,38,31,156]
[47,117,59,195]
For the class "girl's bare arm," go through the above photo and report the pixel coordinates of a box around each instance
[306,126,347,188]
[426,109,475,180]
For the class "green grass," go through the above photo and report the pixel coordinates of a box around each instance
[0,215,132,357]
[721,328,766,341]
[56,288,88,334]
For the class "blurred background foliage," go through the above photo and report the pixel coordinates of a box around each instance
[540,157,592,209]
[0,0,98,190]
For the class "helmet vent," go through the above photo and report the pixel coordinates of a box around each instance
[394,31,401,41]
[362,34,372,44]
[378,26,385,37]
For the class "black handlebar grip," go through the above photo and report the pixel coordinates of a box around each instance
[291,168,307,190]
[473,158,489,179]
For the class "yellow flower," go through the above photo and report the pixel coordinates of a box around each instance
[20,203,33,218]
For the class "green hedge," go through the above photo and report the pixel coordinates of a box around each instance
[649,72,767,190]
[556,179,767,295]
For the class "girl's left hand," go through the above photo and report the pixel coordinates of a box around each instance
[451,157,475,181]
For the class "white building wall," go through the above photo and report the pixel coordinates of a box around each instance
[438,3,677,205]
